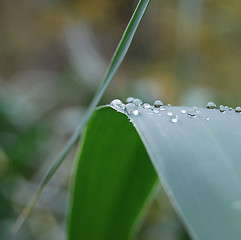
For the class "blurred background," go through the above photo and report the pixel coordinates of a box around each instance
[0,0,240,239]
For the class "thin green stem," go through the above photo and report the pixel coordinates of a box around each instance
[13,0,151,233]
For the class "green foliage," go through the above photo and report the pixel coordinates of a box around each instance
[69,105,241,240]
[68,108,157,240]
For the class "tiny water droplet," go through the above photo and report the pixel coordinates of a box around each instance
[170,115,178,123]
[154,100,163,108]
[110,99,124,109]
[180,109,187,114]
[225,106,229,110]
[167,112,173,116]
[206,117,210,121]
[206,102,216,109]
[229,107,233,111]
[133,98,143,106]
[126,97,135,103]
[235,107,241,113]
[153,109,159,114]
[219,105,225,113]
[167,104,171,107]
[159,106,166,111]
[125,103,138,115]
[143,103,151,109]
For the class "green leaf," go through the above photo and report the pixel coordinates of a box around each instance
[68,107,158,240]
[69,104,241,240]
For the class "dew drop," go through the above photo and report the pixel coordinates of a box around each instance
[167,112,173,116]
[133,98,143,106]
[206,102,216,109]
[170,115,178,123]
[159,106,166,111]
[153,109,159,114]
[126,97,135,103]
[180,109,187,114]
[219,105,225,113]
[143,103,151,109]
[125,103,139,115]
[167,104,171,107]
[235,107,241,113]
[110,99,124,109]
[206,117,210,121]
[187,109,197,118]
[154,100,163,108]
[229,107,233,111]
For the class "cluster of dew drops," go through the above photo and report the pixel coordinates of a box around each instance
[110,98,241,123]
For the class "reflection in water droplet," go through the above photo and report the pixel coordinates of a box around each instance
[110,99,124,109]
[154,100,163,108]
[235,107,241,113]
[126,97,135,103]
[180,110,187,114]
[143,103,151,109]
[170,115,178,123]
[167,112,173,116]
[125,103,138,115]
[206,117,210,121]
[206,102,216,109]
[133,98,143,106]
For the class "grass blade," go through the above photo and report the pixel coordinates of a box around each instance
[13,0,152,232]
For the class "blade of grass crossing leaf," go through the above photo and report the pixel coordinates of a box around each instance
[13,0,152,232]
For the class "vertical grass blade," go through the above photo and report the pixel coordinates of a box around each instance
[13,0,152,232]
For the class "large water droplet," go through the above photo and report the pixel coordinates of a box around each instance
[110,99,124,109]
[125,103,139,116]
[187,109,197,118]
[154,100,163,108]
[133,98,143,106]
[235,107,241,113]
[170,115,178,123]
[206,102,216,109]
[143,103,151,109]
[126,97,135,103]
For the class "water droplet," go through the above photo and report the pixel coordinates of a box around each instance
[235,107,241,113]
[170,115,178,123]
[167,104,171,107]
[206,117,210,121]
[125,103,139,115]
[225,106,229,110]
[229,107,233,111]
[167,112,173,116]
[180,109,187,114]
[153,109,159,114]
[126,97,135,103]
[110,99,124,109]
[133,98,143,106]
[187,109,197,118]
[219,105,225,113]
[206,102,216,109]
[159,106,166,111]
[143,103,151,109]
[154,100,163,108]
